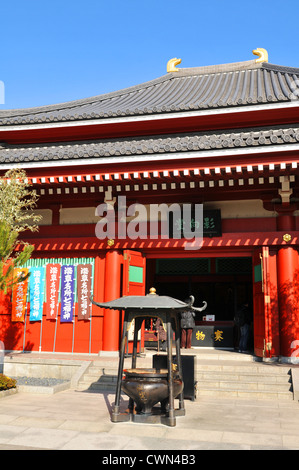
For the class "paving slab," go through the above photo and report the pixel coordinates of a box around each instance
[0,389,299,450]
[1,349,299,451]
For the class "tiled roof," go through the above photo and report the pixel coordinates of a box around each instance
[0,60,299,127]
[1,125,299,166]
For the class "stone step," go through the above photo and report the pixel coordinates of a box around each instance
[92,351,256,366]
[81,372,291,388]
[76,352,295,400]
[86,367,119,377]
[197,371,290,384]
[196,362,292,374]
[86,363,291,378]
[77,381,116,392]
[80,374,118,385]
[197,387,294,400]
[197,378,291,392]
[77,379,293,400]
[184,352,255,362]
[77,377,119,392]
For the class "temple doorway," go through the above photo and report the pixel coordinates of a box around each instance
[145,256,253,350]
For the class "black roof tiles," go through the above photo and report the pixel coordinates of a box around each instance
[0,60,299,127]
[1,125,299,166]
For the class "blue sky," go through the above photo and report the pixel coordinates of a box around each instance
[1,0,299,110]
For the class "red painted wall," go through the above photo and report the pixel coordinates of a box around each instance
[0,255,106,354]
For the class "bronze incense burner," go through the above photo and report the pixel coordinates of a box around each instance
[91,288,200,426]
[122,368,183,417]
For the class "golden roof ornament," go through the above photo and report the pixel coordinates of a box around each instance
[167,58,182,73]
[252,48,268,63]
[149,287,157,295]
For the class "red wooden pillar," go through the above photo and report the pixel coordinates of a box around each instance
[102,249,122,351]
[277,246,299,358]
[252,248,279,358]
[276,209,299,359]
[92,255,106,352]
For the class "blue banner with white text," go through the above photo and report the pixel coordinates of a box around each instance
[60,265,75,322]
[29,267,45,321]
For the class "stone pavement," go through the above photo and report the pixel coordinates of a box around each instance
[1,349,299,451]
[1,386,299,450]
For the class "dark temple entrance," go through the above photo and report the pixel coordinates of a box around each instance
[146,256,253,349]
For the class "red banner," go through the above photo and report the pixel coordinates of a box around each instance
[77,264,92,320]
[11,268,29,322]
[46,264,61,319]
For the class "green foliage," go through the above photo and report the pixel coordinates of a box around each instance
[0,168,41,293]
[0,374,17,391]
[0,168,41,233]
[0,221,34,293]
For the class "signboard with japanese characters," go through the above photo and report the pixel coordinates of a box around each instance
[60,265,75,322]
[11,268,29,322]
[202,210,222,237]
[192,324,233,348]
[29,267,45,321]
[169,208,222,238]
[46,264,61,319]
[77,264,92,320]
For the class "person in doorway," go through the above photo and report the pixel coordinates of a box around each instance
[180,308,196,349]
[180,296,208,349]
[235,303,251,353]
[155,317,167,351]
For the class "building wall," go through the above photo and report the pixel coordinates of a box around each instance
[1,196,299,359]
[0,255,106,354]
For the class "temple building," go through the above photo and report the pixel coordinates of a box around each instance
[1,48,299,362]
